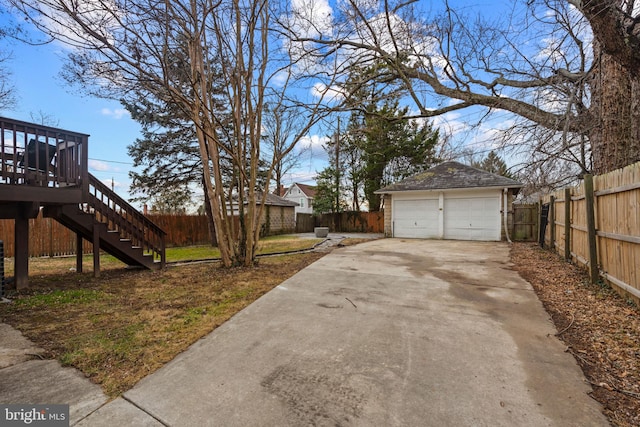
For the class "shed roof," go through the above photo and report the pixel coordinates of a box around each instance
[260,193,299,207]
[243,193,299,207]
[375,161,522,193]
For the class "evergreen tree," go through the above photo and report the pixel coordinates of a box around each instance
[471,151,514,179]
[339,62,440,212]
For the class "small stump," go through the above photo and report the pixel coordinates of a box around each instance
[314,227,329,238]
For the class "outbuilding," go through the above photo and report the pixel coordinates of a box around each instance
[375,161,522,241]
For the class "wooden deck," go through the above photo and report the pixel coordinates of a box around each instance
[0,117,165,293]
[1,117,89,206]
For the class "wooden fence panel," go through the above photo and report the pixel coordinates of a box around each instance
[1,209,386,258]
[147,214,211,247]
[295,211,384,234]
[295,213,315,233]
[512,204,538,241]
[316,211,384,233]
[539,162,640,304]
[0,214,93,258]
[1,214,213,257]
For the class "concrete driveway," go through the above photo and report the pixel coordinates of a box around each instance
[81,239,607,426]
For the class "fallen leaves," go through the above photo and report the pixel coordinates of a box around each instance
[511,243,640,427]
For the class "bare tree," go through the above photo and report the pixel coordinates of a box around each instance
[6,0,330,266]
[284,0,640,176]
[261,100,311,194]
[0,43,15,111]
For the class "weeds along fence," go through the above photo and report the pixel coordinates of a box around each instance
[0,214,213,258]
[540,161,640,305]
[295,211,384,233]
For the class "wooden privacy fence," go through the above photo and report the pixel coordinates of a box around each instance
[512,203,539,241]
[0,213,213,258]
[296,211,384,233]
[540,162,640,304]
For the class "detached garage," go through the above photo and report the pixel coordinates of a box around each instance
[376,161,522,241]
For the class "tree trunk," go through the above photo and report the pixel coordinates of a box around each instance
[202,174,217,247]
[589,45,640,174]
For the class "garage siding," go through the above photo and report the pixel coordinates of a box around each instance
[392,190,502,241]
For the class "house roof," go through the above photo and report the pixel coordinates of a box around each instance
[292,183,316,198]
[273,185,288,197]
[375,161,522,193]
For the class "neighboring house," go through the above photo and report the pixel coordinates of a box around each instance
[375,161,522,241]
[283,183,316,216]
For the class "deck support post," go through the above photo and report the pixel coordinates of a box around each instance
[76,233,83,273]
[14,215,29,290]
[92,224,100,278]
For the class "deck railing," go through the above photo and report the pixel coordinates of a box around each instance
[86,173,166,266]
[0,117,89,190]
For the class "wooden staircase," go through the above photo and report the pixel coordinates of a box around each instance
[43,173,166,270]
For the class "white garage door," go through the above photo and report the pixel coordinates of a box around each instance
[444,195,501,241]
[393,199,439,238]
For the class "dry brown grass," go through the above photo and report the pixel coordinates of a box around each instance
[0,252,325,397]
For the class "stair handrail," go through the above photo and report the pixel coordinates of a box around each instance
[86,173,166,267]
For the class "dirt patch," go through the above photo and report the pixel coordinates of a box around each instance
[511,243,640,427]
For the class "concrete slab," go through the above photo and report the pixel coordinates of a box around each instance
[76,398,163,426]
[0,323,45,369]
[116,239,607,426]
[0,359,107,424]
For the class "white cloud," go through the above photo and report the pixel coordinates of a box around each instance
[34,0,122,50]
[88,159,111,171]
[431,112,469,140]
[100,177,124,190]
[311,82,345,102]
[299,134,330,153]
[289,0,333,39]
[101,108,129,119]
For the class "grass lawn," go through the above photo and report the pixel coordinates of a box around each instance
[0,235,327,397]
[3,235,324,275]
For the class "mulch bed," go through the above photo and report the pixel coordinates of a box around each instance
[511,243,640,427]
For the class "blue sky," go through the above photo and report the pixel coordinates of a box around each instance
[0,0,532,209]
[0,29,324,208]
[0,37,147,196]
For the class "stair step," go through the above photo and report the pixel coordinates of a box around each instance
[42,175,166,271]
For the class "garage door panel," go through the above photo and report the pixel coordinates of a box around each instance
[444,195,500,241]
[394,199,438,238]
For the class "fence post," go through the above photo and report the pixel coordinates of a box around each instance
[564,188,571,261]
[539,203,550,248]
[584,174,599,283]
[549,195,556,250]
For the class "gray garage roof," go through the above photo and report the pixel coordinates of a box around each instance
[375,161,522,193]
